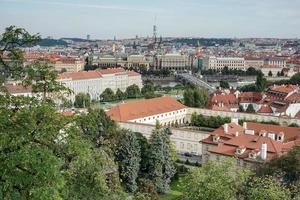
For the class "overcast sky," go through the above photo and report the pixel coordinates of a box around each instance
[1,0,300,39]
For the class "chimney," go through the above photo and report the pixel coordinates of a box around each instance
[243,122,247,129]
[224,123,228,133]
[235,131,239,137]
[261,143,267,160]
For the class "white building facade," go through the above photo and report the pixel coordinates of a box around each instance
[58,68,142,101]
[203,56,246,71]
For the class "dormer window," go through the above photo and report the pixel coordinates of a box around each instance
[213,136,220,143]
[236,146,246,155]
[277,132,284,142]
[249,151,258,159]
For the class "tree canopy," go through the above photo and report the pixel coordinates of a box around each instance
[183,85,209,108]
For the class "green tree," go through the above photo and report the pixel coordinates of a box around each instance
[23,61,71,101]
[148,123,175,193]
[290,73,300,85]
[245,176,291,200]
[141,83,155,95]
[183,85,209,108]
[100,88,115,102]
[116,88,126,100]
[0,26,40,82]
[220,80,230,89]
[268,70,273,77]
[116,131,141,193]
[74,93,91,108]
[221,66,229,75]
[277,71,281,77]
[161,128,176,191]
[182,159,250,200]
[126,84,141,98]
[0,26,124,200]
[256,72,267,92]
[246,104,256,113]
[76,108,119,148]
[134,132,150,178]
[60,68,67,73]
[238,105,245,112]
[258,146,300,186]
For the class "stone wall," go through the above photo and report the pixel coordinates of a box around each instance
[187,108,300,126]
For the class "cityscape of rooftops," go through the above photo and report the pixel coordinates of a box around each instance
[1,0,300,199]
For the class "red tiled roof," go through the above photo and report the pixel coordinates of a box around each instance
[211,93,238,104]
[128,70,141,76]
[58,71,102,80]
[106,96,186,121]
[285,93,300,103]
[269,85,298,94]
[97,67,125,74]
[5,84,32,94]
[258,104,273,113]
[203,121,300,162]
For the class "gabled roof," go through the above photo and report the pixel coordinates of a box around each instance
[106,96,186,121]
[258,104,273,114]
[268,85,298,94]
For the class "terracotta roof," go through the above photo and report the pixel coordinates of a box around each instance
[97,67,125,75]
[128,70,141,76]
[58,71,102,80]
[211,93,238,105]
[5,84,32,94]
[285,93,300,103]
[106,96,186,121]
[61,111,75,116]
[203,121,300,162]
[258,104,273,114]
[239,92,263,103]
[269,85,298,94]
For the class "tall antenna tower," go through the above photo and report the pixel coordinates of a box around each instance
[153,16,157,44]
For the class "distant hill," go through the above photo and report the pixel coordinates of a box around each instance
[61,38,89,42]
[169,38,234,47]
[37,38,68,46]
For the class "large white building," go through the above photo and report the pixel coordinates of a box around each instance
[203,56,246,71]
[106,96,187,126]
[155,53,192,72]
[57,68,142,100]
[106,96,210,156]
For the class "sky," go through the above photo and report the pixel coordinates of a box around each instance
[0,0,300,39]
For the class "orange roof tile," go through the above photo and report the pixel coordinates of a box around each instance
[58,71,102,80]
[5,84,32,94]
[258,104,273,113]
[106,96,186,121]
[97,67,125,74]
[269,85,298,94]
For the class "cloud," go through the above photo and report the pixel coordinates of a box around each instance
[0,0,163,13]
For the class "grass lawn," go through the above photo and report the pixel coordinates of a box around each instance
[90,89,184,111]
[160,178,184,200]
[90,97,145,110]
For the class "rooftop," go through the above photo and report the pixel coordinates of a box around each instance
[106,96,186,121]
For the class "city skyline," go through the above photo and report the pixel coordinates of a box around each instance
[1,0,300,39]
